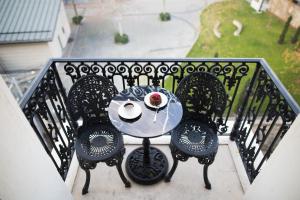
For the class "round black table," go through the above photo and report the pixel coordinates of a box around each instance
[108,86,183,185]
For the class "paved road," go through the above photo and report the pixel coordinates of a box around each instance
[64,0,219,58]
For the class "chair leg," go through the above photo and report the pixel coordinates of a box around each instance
[116,161,131,188]
[165,155,178,182]
[82,168,90,195]
[203,164,211,190]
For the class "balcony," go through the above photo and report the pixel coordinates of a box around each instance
[18,58,299,199]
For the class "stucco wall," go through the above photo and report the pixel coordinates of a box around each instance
[268,0,300,28]
[0,42,51,71]
[0,75,73,200]
[48,2,71,57]
[243,115,300,200]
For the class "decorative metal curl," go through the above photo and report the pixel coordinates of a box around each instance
[170,144,189,162]
[198,153,215,165]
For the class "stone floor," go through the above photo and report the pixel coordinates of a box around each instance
[72,144,244,200]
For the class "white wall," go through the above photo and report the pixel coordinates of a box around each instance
[0,75,73,200]
[48,2,71,57]
[250,0,268,12]
[243,114,300,200]
[0,42,50,71]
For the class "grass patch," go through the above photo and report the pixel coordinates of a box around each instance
[188,0,300,105]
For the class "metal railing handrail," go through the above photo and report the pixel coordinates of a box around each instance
[50,57,262,62]
[20,57,260,109]
[19,60,53,109]
[20,58,300,113]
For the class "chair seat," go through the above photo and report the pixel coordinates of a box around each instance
[75,124,124,162]
[171,120,218,157]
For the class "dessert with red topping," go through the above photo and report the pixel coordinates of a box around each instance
[150,93,162,106]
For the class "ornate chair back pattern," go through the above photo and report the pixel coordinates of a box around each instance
[68,75,118,126]
[175,72,227,129]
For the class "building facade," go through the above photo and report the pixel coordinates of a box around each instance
[0,0,70,72]
[268,0,300,28]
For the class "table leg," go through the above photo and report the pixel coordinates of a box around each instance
[125,138,169,185]
[143,138,150,164]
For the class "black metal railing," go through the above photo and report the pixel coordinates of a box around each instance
[20,61,75,180]
[20,58,299,182]
[230,59,300,182]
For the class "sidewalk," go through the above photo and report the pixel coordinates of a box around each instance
[64,0,219,58]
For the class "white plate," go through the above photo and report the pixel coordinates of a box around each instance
[144,92,168,109]
[118,101,142,120]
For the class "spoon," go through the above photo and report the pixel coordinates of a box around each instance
[153,108,158,122]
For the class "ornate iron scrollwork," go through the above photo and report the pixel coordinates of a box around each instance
[62,60,250,135]
[22,66,75,180]
[234,68,297,182]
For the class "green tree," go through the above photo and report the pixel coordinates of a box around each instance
[291,26,300,44]
[278,16,293,44]
[159,0,171,21]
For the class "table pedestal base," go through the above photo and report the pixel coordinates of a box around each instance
[125,146,168,185]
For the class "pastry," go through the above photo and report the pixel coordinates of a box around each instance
[150,93,162,106]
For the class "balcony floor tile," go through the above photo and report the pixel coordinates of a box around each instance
[72,145,243,200]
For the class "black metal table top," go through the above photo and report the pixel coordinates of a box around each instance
[108,86,183,138]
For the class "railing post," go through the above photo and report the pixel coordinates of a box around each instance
[230,62,261,141]
[52,62,68,105]
[52,62,78,130]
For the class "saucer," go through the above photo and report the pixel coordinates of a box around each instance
[118,101,142,120]
[144,92,168,109]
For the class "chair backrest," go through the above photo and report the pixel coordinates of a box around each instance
[175,72,227,124]
[67,74,118,126]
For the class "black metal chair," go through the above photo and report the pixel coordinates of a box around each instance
[165,72,227,189]
[67,74,131,195]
